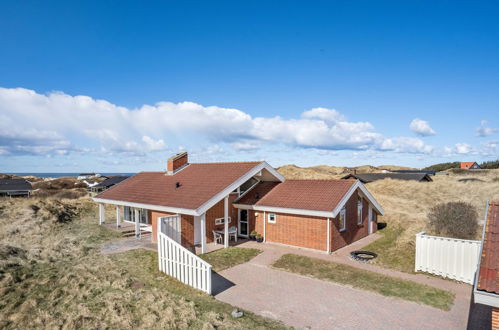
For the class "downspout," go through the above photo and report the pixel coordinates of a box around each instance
[263,211,266,242]
[326,217,330,254]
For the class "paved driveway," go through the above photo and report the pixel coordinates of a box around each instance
[213,242,472,329]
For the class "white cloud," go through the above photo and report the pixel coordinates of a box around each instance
[409,118,436,136]
[476,120,498,137]
[0,87,434,157]
[380,137,433,154]
[455,143,472,154]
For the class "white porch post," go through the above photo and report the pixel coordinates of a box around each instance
[134,208,141,238]
[326,217,330,254]
[201,213,207,254]
[98,203,105,225]
[224,195,229,248]
[116,205,121,228]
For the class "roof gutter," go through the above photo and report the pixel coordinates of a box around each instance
[233,203,334,218]
[92,197,199,216]
[472,200,499,307]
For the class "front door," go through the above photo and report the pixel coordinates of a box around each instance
[238,209,249,237]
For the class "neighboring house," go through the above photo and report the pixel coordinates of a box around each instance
[0,179,32,197]
[89,176,129,194]
[78,173,101,180]
[461,162,480,170]
[93,152,384,254]
[390,169,436,176]
[341,172,433,184]
[473,201,499,329]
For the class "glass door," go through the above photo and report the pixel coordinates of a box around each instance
[238,209,249,237]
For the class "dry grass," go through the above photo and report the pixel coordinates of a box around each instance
[0,197,286,329]
[277,164,412,179]
[278,166,499,273]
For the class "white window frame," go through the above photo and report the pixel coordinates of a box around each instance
[215,216,232,225]
[267,213,277,224]
[357,197,363,225]
[339,207,346,232]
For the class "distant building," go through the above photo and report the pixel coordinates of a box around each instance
[341,173,433,183]
[390,169,436,176]
[78,173,101,180]
[0,179,32,197]
[89,176,129,194]
[460,162,480,170]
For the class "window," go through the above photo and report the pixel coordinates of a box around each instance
[239,177,259,196]
[267,213,277,223]
[357,197,363,225]
[339,207,346,232]
[215,217,232,225]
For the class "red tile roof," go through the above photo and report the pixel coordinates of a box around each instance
[236,179,355,212]
[460,161,477,169]
[96,162,260,210]
[478,201,499,294]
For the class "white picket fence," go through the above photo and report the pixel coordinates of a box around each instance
[157,217,212,294]
[415,232,481,284]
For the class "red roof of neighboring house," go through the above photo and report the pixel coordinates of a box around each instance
[478,201,499,294]
[460,162,478,169]
[96,162,260,210]
[236,179,355,212]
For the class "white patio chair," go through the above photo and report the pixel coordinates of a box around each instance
[212,230,223,244]
[229,226,237,242]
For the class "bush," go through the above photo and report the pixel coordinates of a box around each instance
[480,160,499,169]
[427,202,478,239]
[423,162,460,172]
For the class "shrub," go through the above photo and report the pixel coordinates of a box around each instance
[427,202,478,239]
[423,162,460,172]
[480,160,499,169]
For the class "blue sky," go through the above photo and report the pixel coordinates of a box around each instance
[1,1,499,172]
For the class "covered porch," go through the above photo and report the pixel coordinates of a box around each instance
[97,194,238,255]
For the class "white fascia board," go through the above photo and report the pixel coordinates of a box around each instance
[473,289,499,308]
[195,162,285,215]
[92,197,198,216]
[331,180,385,217]
[234,203,334,218]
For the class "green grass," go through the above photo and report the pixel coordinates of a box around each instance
[272,254,455,311]
[199,247,262,272]
[362,226,415,274]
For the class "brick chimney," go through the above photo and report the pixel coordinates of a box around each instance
[166,152,188,175]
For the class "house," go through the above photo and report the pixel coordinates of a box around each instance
[0,179,32,197]
[461,162,480,170]
[341,172,433,183]
[78,173,101,180]
[93,152,384,254]
[88,175,129,194]
[474,201,499,329]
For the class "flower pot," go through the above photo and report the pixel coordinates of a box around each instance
[249,235,256,241]
[256,237,264,243]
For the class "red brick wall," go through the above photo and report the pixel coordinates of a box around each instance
[263,212,328,251]
[493,308,499,330]
[148,210,194,248]
[330,189,378,251]
[205,193,239,243]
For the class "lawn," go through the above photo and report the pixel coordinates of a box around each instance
[272,254,455,311]
[200,247,262,272]
[362,225,415,273]
[0,197,287,329]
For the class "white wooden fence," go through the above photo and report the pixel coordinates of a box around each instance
[157,216,212,294]
[415,232,481,284]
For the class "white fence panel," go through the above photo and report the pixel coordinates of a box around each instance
[157,218,212,294]
[415,232,481,284]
